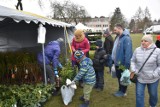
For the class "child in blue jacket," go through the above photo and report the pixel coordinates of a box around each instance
[72,50,96,107]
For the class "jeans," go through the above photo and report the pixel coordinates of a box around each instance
[136,80,159,107]
[95,70,104,89]
[115,66,127,93]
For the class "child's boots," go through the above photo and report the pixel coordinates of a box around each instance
[79,100,89,107]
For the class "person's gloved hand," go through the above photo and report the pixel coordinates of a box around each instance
[54,68,59,77]
[58,63,63,69]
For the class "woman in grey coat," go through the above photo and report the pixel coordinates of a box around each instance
[130,34,160,107]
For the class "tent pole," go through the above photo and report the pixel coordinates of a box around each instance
[64,26,67,62]
[64,26,72,53]
[42,43,47,85]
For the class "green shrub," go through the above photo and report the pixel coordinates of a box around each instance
[0,51,41,85]
[59,62,77,85]
[90,43,96,50]
[0,84,54,107]
[88,36,102,41]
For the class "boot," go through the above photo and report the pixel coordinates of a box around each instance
[79,95,85,101]
[79,101,89,107]
[51,88,58,96]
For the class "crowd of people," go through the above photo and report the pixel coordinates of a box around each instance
[37,23,160,107]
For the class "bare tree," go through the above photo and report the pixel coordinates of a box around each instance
[133,7,152,31]
[48,0,90,24]
[143,7,152,29]
[134,7,144,30]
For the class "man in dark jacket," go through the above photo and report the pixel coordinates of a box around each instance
[93,39,106,91]
[103,29,113,55]
[103,29,113,72]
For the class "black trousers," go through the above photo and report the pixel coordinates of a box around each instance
[39,64,55,84]
[115,66,127,93]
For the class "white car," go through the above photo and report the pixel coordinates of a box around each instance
[144,25,160,34]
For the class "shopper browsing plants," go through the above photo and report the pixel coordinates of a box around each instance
[71,50,96,107]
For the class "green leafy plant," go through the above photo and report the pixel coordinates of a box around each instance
[59,62,77,85]
[88,36,102,41]
[118,61,126,71]
[0,84,54,107]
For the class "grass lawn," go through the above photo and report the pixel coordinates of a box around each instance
[44,33,159,107]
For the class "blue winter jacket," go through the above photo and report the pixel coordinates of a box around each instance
[73,57,96,85]
[113,29,132,69]
[37,41,61,68]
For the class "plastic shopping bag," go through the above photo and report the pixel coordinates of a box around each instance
[120,69,131,86]
[66,79,77,89]
[111,64,116,78]
[61,79,77,105]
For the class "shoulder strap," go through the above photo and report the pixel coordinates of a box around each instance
[138,47,156,73]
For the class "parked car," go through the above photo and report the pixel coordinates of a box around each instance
[143,25,160,34]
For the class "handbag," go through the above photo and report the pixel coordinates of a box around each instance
[130,47,156,83]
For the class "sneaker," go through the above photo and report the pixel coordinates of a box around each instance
[52,90,58,96]
[123,93,127,96]
[114,91,127,97]
[113,91,121,95]
[51,87,60,96]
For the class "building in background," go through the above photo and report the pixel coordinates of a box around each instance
[85,16,109,32]
[59,16,110,32]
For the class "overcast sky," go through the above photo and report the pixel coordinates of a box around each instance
[0,0,160,20]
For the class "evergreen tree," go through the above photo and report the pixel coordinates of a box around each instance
[129,19,135,32]
[110,7,126,31]
[158,19,160,24]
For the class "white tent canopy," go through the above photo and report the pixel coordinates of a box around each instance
[75,23,93,31]
[0,5,75,85]
[0,5,74,52]
[0,5,73,27]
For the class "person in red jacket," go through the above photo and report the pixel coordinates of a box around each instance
[71,29,90,88]
[71,29,90,67]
